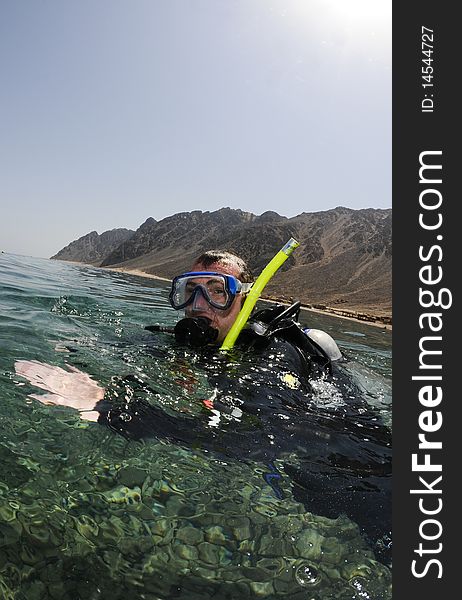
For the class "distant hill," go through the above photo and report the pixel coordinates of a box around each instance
[51,228,135,265]
[51,207,392,319]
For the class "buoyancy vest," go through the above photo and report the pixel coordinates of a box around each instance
[239,302,339,376]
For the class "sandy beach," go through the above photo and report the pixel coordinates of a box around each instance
[299,305,392,330]
[106,266,171,282]
[63,260,392,330]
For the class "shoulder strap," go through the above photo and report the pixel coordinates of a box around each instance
[244,302,332,373]
[250,301,301,326]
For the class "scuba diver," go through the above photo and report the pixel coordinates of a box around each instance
[14,246,391,564]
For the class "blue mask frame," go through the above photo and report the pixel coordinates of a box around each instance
[169,271,245,310]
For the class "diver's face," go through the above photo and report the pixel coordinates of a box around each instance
[185,261,244,343]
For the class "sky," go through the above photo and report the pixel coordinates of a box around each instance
[0,0,391,259]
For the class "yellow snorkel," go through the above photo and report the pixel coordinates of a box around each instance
[220,238,300,351]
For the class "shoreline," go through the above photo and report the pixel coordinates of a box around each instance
[104,265,171,282]
[299,305,391,330]
[259,297,392,331]
[69,261,392,331]
[109,266,393,331]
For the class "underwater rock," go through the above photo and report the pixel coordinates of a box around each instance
[142,549,171,574]
[19,544,43,566]
[119,534,154,557]
[253,503,278,518]
[256,556,289,575]
[176,525,204,545]
[20,579,47,600]
[295,528,324,559]
[0,445,31,488]
[241,564,276,583]
[0,441,392,599]
[102,484,142,506]
[197,541,229,566]
[174,543,199,561]
[258,532,291,557]
[98,515,126,541]
[228,516,252,542]
[117,465,148,488]
[190,565,220,583]
[75,515,99,541]
[47,581,66,600]
[101,549,121,571]
[275,514,304,536]
[237,538,256,554]
[219,580,252,598]
[150,517,175,537]
[23,521,50,546]
[0,575,16,600]
[0,502,18,523]
[204,525,227,545]
[249,579,275,597]
[0,522,21,547]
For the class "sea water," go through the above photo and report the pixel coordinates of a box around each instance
[0,253,392,599]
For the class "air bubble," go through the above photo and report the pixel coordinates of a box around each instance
[349,576,372,599]
[295,562,321,586]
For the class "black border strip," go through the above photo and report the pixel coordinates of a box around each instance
[393,1,458,595]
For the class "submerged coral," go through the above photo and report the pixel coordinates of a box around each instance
[0,428,391,599]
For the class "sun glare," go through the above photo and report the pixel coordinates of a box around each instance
[291,0,391,31]
[328,0,391,21]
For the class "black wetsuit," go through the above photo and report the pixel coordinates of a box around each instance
[95,305,392,563]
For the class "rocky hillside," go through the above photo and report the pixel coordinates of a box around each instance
[51,228,135,265]
[51,207,392,319]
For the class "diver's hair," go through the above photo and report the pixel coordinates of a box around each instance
[193,250,253,283]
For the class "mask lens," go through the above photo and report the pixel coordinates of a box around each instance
[170,272,239,310]
[184,280,199,305]
[205,279,227,307]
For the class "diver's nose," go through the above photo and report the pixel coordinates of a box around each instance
[191,288,212,312]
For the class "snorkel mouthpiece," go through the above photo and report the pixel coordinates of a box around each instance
[174,317,219,347]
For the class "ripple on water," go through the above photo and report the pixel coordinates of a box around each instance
[0,254,392,599]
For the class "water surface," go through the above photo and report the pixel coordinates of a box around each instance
[0,253,392,599]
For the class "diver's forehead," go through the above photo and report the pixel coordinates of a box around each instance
[190,261,240,278]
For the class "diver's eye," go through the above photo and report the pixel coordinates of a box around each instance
[208,284,226,298]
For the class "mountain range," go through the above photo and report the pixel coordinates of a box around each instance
[51,207,392,323]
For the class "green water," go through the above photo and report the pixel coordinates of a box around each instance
[0,253,392,599]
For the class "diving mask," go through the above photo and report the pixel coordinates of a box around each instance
[169,272,252,311]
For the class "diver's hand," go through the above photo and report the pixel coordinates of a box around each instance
[14,360,104,422]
